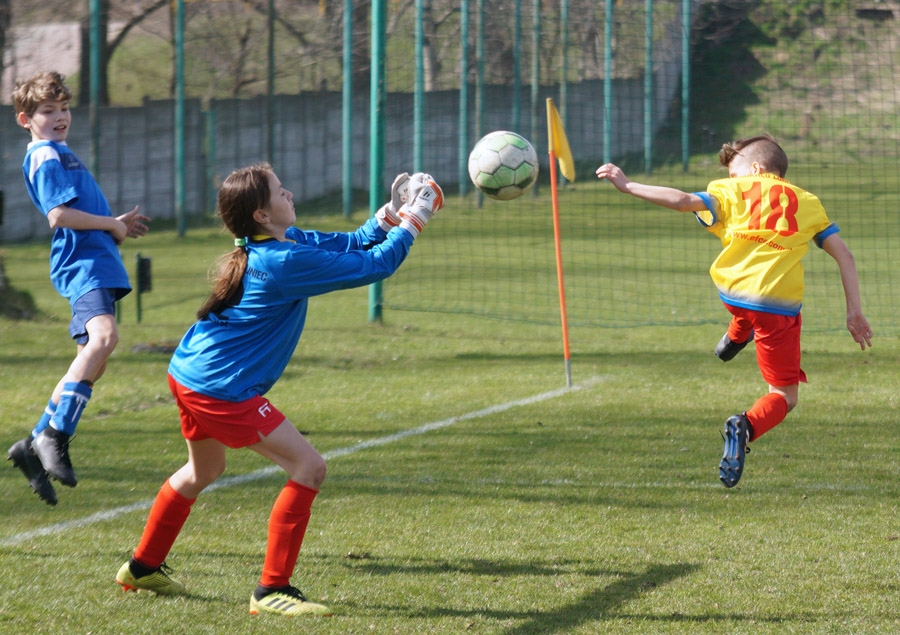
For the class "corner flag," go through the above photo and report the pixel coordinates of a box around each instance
[545,98,574,387]
[546,98,575,182]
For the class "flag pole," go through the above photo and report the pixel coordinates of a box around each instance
[547,100,573,388]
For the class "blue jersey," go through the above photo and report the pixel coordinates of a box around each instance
[169,220,414,402]
[22,140,131,304]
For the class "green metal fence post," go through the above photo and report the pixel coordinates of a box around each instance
[644,0,653,174]
[368,0,387,322]
[342,0,354,217]
[458,0,470,196]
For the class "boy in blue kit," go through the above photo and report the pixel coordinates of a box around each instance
[6,71,149,505]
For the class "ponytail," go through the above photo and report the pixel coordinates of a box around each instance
[196,247,248,320]
[196,162,273,320]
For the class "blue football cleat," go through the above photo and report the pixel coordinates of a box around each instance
[719,414,751,488]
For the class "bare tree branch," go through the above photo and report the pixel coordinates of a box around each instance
[108,0,169,55]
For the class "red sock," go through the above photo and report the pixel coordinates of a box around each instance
[260,480,318,589]
[132,479,196,569]
[745,393,789,441]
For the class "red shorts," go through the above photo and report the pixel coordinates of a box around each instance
[168,374,286,448]
[724,305,808,387]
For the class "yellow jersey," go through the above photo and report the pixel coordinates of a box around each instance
[693,173,838,316]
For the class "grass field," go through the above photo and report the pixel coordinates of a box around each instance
[1,197,898,634]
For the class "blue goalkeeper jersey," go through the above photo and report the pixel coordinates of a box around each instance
[22,140,131,304]
[169,220,414,402]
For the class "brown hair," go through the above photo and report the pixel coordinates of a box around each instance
[11,70,73,119]
[196,163,273,320]
[718,133,789,177]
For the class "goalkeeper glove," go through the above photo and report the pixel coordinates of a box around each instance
[399,173,444,237]
[375,172,410,231]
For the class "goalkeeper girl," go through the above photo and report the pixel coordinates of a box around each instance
[595,134,872,488]
[115,163,443,617]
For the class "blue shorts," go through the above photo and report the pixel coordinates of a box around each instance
[69,289,117,345]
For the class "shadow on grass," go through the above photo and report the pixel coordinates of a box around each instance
[378,557,835,631]
[346,556,704,630]
[502,562,698,634]
[428,559,823,631]
[345,555,616,579]
[399,561,701,632]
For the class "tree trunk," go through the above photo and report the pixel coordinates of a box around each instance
[421,0,441,91]
[351,0,370,91]
[0,0,10,67]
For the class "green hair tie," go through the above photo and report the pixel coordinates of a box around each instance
[234,237,248,247]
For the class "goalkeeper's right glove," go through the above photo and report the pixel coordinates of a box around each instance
[399,173,444,237]
[375,172,410,231]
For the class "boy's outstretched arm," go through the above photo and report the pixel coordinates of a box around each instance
[595,163,707,212]
[821,234,873,349]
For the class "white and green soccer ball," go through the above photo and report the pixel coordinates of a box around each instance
[467,130,539,201]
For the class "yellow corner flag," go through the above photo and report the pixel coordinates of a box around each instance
[546,98,575,182]
[545,98,574,387]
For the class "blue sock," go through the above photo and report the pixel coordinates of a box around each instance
[49,382,93,436]
[31,399,58,438]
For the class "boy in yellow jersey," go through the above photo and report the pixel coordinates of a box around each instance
[595,134,872,488]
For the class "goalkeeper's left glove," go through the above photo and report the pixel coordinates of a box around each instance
[399,173,444,237]
[375,172,410,231]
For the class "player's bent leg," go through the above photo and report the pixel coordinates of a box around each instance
[719,413,752,488]
[36,314,115,485]
[69,313,119,385]
[715,332,754,362]
[248,422,329,617]
[771,384,798,412]
[744,390,792,442]
[168,438,229,499]
[718,310,755,362]
[251,420,326,490]
[7,437,57,505]
[54,313,118,404]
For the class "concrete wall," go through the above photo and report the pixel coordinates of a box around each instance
[0,72,674,243]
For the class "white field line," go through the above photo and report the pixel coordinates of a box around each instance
[1,378,603,548]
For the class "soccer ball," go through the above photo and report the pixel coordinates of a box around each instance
[467,130,539,201]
